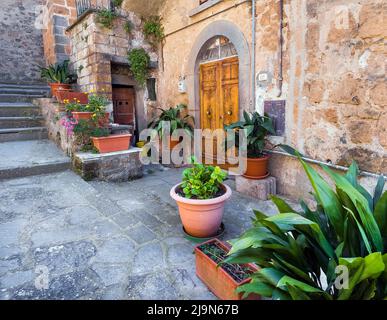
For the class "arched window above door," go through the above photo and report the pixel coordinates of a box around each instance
[198,36,237,64]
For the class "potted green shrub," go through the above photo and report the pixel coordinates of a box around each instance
[170,158,231,238]
[225,111,275,179]
[225,145,387,300]
[148,104,194,152]
[40,60,76,97]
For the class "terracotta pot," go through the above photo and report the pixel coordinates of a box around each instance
[170,183,232,238]
[195,239,260,300]
[72,112,110,125]
[243,155,270,179]
[49,83,71,98]
[56,91,88,104]
[92,134,132,153]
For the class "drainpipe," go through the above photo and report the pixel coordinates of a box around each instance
[277,0,284,97]
[251,0,256,112]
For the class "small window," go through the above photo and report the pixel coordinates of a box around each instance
[147,78,157,101]
[200,0,209,4]
[198,36,237,64]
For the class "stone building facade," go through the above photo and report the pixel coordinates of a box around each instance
[36,0,385,197]
[0,0,46,84]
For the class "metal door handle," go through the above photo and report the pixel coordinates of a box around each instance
[206,107,212,118]
[227,110,233,116]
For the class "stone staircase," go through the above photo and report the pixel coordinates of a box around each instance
[0,83,50,142]
[0,83,71,180]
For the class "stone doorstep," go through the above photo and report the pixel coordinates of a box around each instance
[73,148,144,182]
[235,175,277,201]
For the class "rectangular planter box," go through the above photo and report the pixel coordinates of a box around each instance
[195,238,260,300]
[56,91,89,104]
[92,134,132,154]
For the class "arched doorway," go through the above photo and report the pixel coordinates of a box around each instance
[198,36,239,131]
[187,20,251,129]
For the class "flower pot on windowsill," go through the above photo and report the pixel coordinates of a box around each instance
[91,134,132,154]
[49,83,71,98]
[56,91,89,104]
[170,183,232,238]
[243,154,270,179]
[195,238,260,300]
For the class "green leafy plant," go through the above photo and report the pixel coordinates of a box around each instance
[40,60,76,84]
[225,146,387,300]
[147,104,194,138]
[128,48,150,86]
[64,93,109,122]
[225,111,275,158]
[72,119,109,152]
[124,20,134,34]
[143,15,164,47]
[96,8,117,29]
[112,0,124,7]
[181,157,227,200]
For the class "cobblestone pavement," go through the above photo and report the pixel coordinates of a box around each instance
[0,166,297,300]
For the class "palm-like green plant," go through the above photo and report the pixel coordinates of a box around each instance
[148,104,195,138]
[225,145,387,300]
[40,60,76,84]
[224,111,275,158]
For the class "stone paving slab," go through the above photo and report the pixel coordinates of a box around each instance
[0,167,299,300]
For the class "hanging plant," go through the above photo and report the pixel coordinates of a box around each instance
[143,15,164,47]
[128,48,150,86]
[96,9,118,29]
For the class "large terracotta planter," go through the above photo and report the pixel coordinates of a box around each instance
[72,112,110,125]
[49,83,71,98]
[170,183,232,238]
[195,239,260,300]
[243,155,270,179]
[92,134,132,154]
[56,91,88,104]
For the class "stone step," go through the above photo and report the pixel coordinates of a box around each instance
[0,94,47,103]
[0,116,44,129]
[0,103,41,117]
[0,140,71,180]
[0,127,48,142]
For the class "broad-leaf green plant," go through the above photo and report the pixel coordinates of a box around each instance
[224,111,275,158]
[148,104,194,138]
[40,60,76,84]
[225,145,387,300]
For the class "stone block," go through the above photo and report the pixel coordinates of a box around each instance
[73,148,144,182]
[235,175,276,201]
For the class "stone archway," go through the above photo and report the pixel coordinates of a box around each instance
[186,20,251,128]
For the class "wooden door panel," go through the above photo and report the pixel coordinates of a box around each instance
[112,87,135,125]
[200,62,219,130]
[220,57,239,127]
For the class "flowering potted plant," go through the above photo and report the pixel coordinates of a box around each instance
[170,158,231,238]
[64,92,110,125]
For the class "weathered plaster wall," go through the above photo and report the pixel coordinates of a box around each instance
[0,0,45,84]
[155,0,385,198]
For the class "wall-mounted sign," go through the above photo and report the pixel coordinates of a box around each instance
[256,71,272,88]
[264,100,286,136]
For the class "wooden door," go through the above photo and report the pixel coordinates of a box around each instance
[112,87,135,125]
[200,57,239,164]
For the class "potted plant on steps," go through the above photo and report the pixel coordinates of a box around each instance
[40,60,76,97]
[225,111,275,179]
[147,104,194,154]
[170,158,231,238]
[195,238,260,300]
[64,91,110,125]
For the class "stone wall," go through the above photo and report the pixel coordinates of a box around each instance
[67,10,158,96]
[153,0,385,196]
[42,0,77,65]
[0,0,45,84]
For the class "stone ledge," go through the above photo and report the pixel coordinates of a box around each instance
[235,175,277,201]
[73,148,143,182]
[189,0,223,17]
